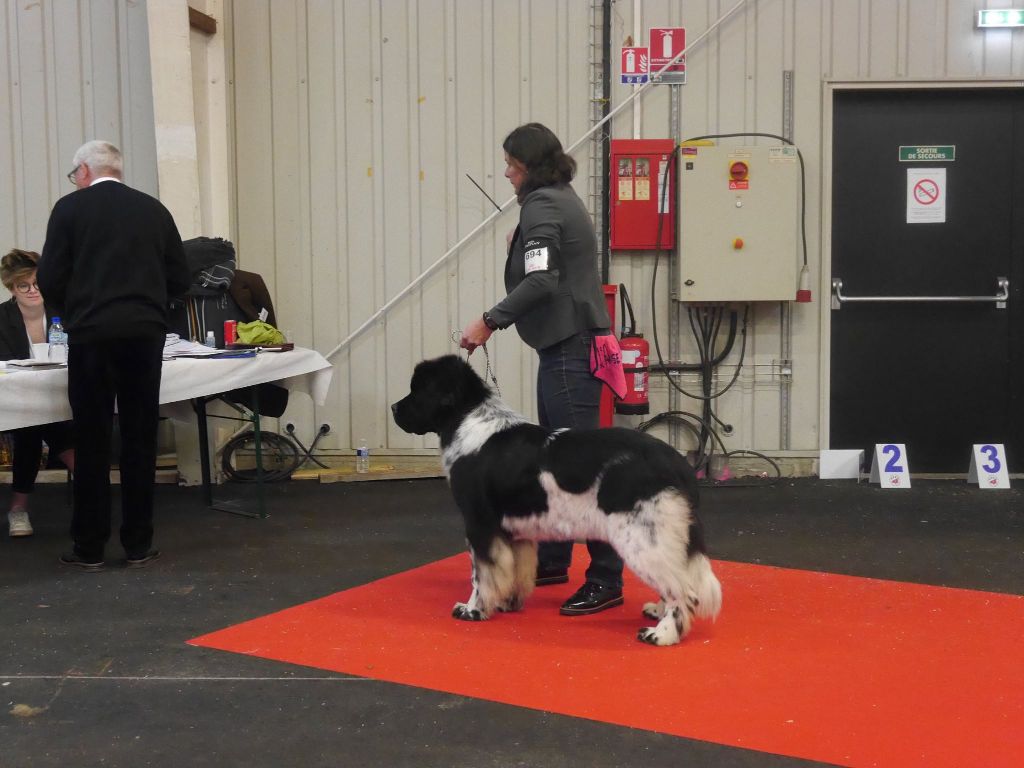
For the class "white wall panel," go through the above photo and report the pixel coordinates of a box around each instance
[5,1,1022,457]
[0,0,156,259]
[604,0,1024,459]
[223,0,1024,456]
[228,0,594,451]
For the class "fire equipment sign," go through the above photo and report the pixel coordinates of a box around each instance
[649,27,686,83]
[621,47,648,84]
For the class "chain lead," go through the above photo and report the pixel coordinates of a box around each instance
[450,329,501,397]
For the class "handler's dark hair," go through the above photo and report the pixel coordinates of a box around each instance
[503,123,576,202]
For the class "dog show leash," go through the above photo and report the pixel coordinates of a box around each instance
[451,330,501,397]
[453,175,506,398]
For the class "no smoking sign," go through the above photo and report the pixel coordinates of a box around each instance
[906,168,946,224]
[913,178,939,205]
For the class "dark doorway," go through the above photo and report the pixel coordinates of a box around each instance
[830,87,1023,472]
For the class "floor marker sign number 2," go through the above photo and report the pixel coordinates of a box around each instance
[870,443,911,489]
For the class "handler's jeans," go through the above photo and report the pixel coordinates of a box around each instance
[535,331,624,590]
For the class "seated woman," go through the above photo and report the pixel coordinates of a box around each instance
[0,249,75,537]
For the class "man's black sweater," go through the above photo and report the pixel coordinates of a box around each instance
[37,180,190,342]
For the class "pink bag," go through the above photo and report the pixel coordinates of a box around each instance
[590,334,627,399]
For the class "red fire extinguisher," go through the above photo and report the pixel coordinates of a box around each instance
[615,284,650,415]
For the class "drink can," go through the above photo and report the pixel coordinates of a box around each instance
[224,319,238,345]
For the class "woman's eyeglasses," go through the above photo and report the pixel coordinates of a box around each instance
[14,282,40,294]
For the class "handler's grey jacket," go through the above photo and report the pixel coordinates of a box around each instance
[487,183,609,350]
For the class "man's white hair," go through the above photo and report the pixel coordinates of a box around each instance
[72,140,123,177]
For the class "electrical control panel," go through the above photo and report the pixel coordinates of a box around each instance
[676,144,799,302]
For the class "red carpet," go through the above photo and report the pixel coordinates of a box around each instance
[190,550,1024,767]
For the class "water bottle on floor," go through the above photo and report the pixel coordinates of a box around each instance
[47,316,68,363]
[356,438,370,474]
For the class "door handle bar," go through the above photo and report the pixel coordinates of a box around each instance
[831,276,1008,310]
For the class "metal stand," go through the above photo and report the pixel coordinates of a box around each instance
[192,385,267,519]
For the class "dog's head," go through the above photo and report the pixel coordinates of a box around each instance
[391,355,491,437]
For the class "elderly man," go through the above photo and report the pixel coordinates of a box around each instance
[37,140,190,571]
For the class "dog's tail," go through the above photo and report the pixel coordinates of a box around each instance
[688,553,722,621]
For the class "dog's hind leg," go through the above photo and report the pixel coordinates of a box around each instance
[642,599,666,621]
[637,559,721,645]
[452,537,516,621]
[608,489,697,646]
[637,597,691,646]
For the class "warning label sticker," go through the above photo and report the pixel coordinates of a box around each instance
[906,168,946,224]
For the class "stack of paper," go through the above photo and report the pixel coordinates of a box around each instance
[4,359,66,370]
[163,333,220,359]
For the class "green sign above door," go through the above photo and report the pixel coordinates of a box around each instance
[899,145,956,161]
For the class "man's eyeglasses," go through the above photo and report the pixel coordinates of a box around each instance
[66,165,80,185]
[14,282,40,294]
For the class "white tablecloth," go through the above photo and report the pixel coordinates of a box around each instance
[0,347,333,431]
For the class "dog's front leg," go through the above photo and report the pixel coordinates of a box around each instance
[496,539,537,612]
[452,546,489,621]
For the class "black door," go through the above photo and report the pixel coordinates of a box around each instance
[830,88,1024,472]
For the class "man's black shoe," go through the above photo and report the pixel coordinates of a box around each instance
[59,552,105,572]
[559,581,623,615]
[125,549,161,568]
[535,567,569,586]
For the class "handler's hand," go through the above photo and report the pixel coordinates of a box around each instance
[459,316,493,355]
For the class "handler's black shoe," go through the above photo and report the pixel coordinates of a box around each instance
[125,549,161,569]
[59,552,105,572]
[535,566,569,586]
[559,582,623,615]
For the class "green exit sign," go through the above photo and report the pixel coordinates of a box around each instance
[977,9,1024,27]
[899,145,956,162]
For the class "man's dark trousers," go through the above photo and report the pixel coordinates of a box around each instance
[67,336,164,560]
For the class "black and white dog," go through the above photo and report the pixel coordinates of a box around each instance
[391,355,722,646]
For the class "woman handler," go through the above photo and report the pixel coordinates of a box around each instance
[460,123,624,616]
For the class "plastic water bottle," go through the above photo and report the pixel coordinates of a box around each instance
[47,317,68,363]
[355,438,370,474]
[204,330,217,348]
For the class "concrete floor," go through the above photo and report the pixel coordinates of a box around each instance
[1,476,1020,767]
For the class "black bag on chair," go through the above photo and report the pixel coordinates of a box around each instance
[169,237,241,346]
[168,237,290,418]
[222,384,290,419]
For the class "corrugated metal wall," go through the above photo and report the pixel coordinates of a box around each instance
[5,1,1022,459]
[0,0,157,253]
[226,0,1024,456]
[226,0,599,452]
[605,0,1024,459]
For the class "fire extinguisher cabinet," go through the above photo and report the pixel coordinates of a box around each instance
[609,139,676,250]
[613,283,650,415]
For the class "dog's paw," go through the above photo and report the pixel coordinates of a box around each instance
[636,625,681,646]
[497,595,524,613]
[642,600,664,620]
[452,602,485,621]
